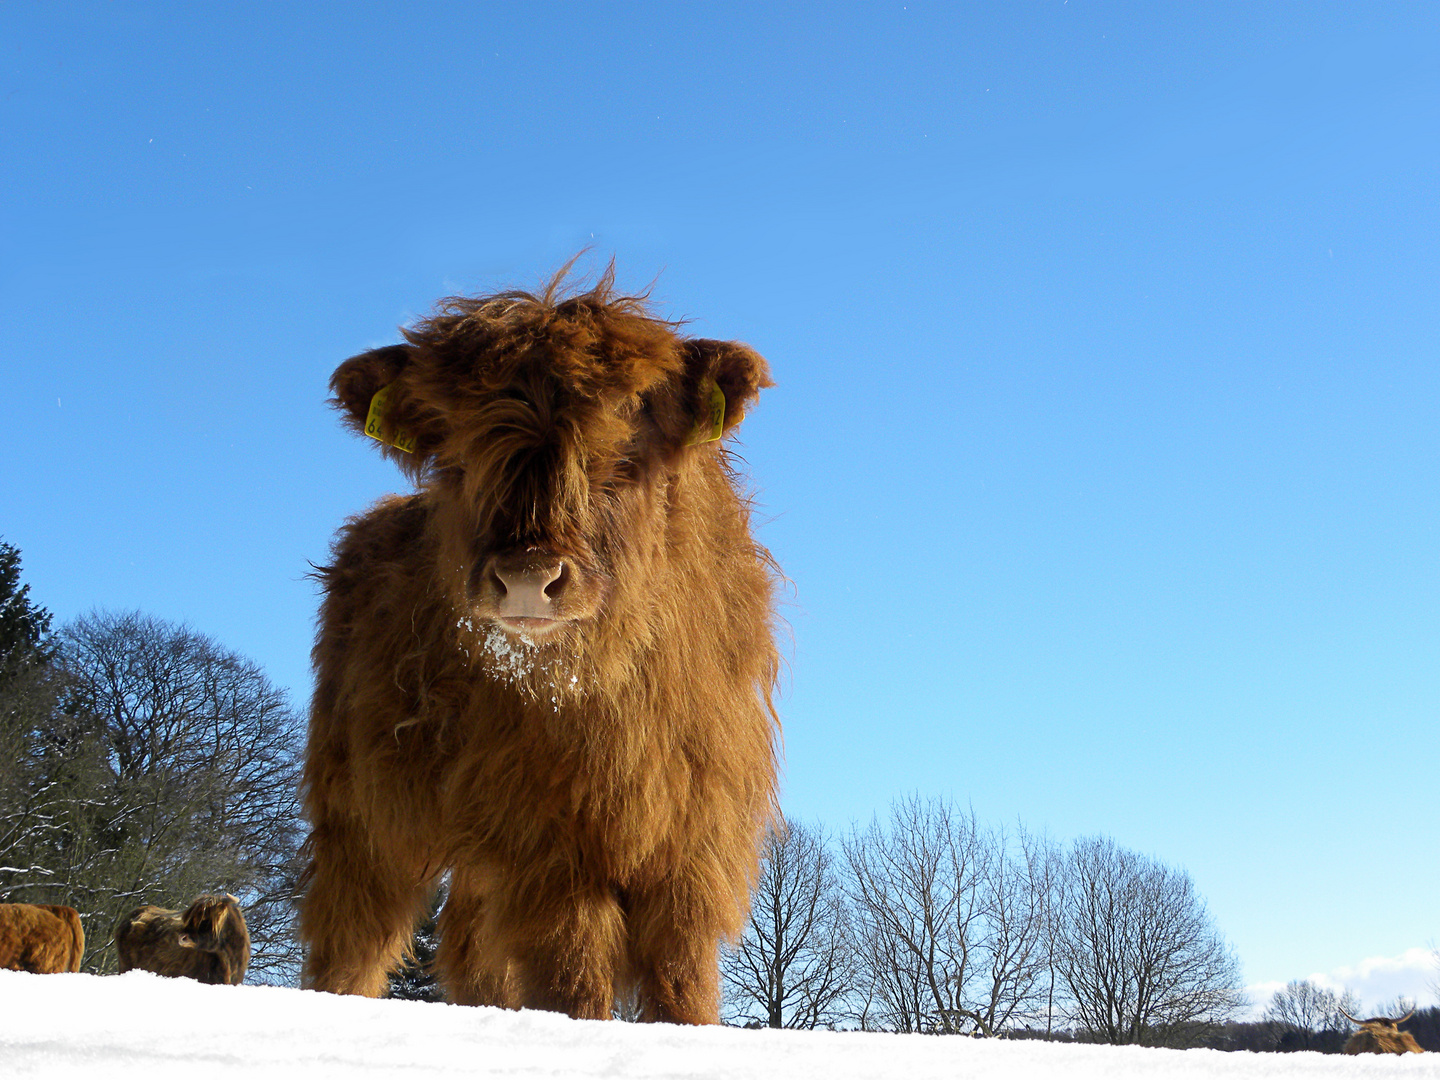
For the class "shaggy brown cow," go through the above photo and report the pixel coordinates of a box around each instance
[299,268,781,1024]
[1342,1009,1425,1055]
[0,903,84,973]
[115,893,250,985]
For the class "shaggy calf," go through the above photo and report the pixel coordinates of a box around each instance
[0,903,84,973]
[1342,1009,1424,1055]
[115,894,250,985]
[300,270,781,1024]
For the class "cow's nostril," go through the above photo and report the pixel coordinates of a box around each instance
[489,569,508,597]
[544,563,568,599]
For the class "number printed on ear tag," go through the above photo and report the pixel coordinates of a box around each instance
[364,383,417,454]
[686,380,727,446]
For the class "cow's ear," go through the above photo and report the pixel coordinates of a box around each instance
[679,338,773,445]
[330,344,411,432]
[329,345,440,473]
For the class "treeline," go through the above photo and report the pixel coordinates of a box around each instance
[719,806,1248,1046]
[720,811,1439,1051]
[1212,980,1439,1053]
[4,537,1428,1049]
[0,540,304,980]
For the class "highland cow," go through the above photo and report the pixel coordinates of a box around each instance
[1342,1009,1425,1055]
[114,893,250,985]
[299,269,781,1024]
[0,903,84,973]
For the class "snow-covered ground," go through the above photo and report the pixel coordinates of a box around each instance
[4,971,1436,1079]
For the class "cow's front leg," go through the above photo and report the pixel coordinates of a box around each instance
[625,880,725,1025]
[434,867,517,1008]
[510,884,626,1020]
[298,816,433,998]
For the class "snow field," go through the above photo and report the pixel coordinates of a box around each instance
[3,971,1436,1079]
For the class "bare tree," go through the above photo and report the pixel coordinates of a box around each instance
[969,823,1056,1035]
[1052,835,1245,1046]
[721,819,853,1028]
[1263,979,1361,1052]
[1426,945,1440,1034]
[14,611,307,980]
[842,796,1053,1035]
[1036,831,1067,1037]
[1265,979,1360,1032]
[844,796,980,1033]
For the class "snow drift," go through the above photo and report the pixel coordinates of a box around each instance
[2,971,1435,1079]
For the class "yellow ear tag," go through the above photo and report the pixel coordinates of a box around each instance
[686,380,727,446]
[364,383,417,454]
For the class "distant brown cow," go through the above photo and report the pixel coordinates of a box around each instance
[1342,1009,1425,1055]
[299,267,781,1024]
[0,903,84,973]
[115,893,250,985]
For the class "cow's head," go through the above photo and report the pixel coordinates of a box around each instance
[330,272,771,644]
[180,894,241,951]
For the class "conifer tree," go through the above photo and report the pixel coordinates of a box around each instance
[0,540,106,930]
[0,539,53,677]
[387,885,446,1002]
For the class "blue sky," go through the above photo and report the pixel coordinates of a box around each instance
[3,2,1436,1005]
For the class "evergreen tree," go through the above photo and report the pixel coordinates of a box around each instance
[0,538,53,677]
[387,884,446,1002]
[0,540,109,930]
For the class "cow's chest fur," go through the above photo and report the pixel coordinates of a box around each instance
[352,618,707,884]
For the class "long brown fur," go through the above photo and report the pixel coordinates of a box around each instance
[300,267,782,1024]
[1343,1016,1424,1055]
[114,893,250,985]
[0,903,84,973]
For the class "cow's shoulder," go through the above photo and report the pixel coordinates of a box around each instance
[315,493,435,626]
[339,491,428,552]
[324,493,429,578]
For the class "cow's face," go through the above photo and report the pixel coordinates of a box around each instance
[330,284,771,643]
